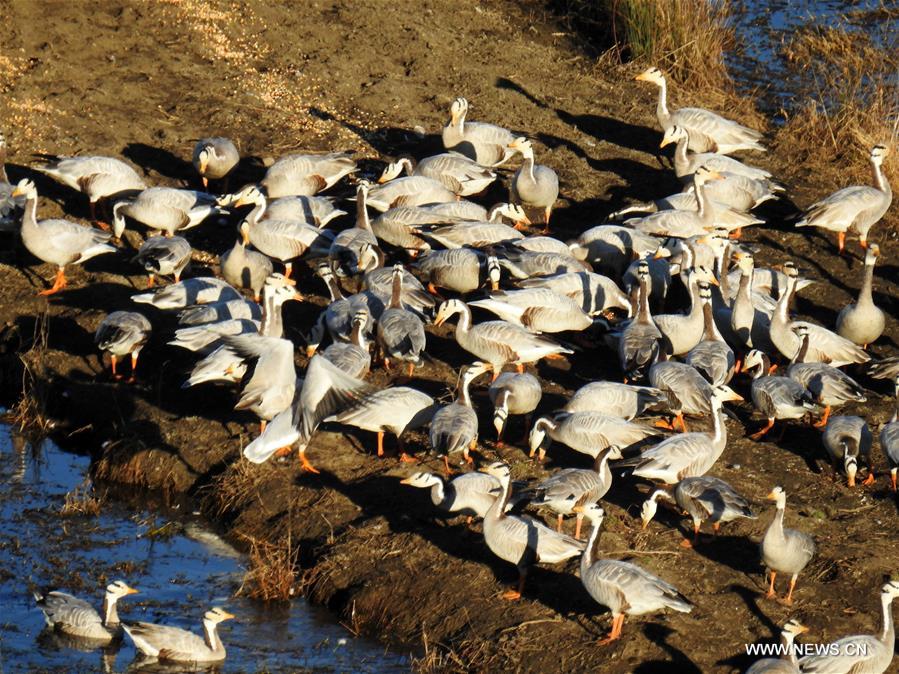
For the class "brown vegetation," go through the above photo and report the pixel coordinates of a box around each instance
[60,478,103,517]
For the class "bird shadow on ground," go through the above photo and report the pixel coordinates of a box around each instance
[308,107,444,160]
[122,143,194,186]
[633,623,702,674]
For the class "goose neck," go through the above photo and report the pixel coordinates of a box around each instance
[873,158,891,197]
[102,595,119,627]
[203,619,223,653]
[858,256,876,306]
[880,591,895,644]
[260,289,284,337]
[356,189,372,231]
[431,478,447,508]
[581,517,604,572]
[22,193,38,231]
[657,77,670,126]
[389,270,403,309]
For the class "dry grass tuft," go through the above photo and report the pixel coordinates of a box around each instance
[778,24,899,177]
[410,631,471,673]
[236,533,299,601]
[60,478,103,517]
[561,0,734,89]
[10,312,55,438]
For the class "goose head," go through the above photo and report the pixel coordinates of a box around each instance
[433,299,466,326]
[203,607,236,625]
[660,125,689,148]
[481,461,511,485]
[864,242,880,266]
[733,250,754,274]
[742,349,768,378]
[766,485,787,510]
[508,137,534,159]
[635,66,664,86]
[579,502,605,525]
[195,145,213,175]
[449,97,469,126]
[881,580,899,600]
[232,184,265,208]
[11,178,37,200]
[528,416,552,457]
[712,383,743,402]
[870,144,890,167]
[782,619,809,638]
[693,165,725,187]
[640,489,671,529]
[462,361,493,384]
[489,203,531,226]
[378,159,411,184]
[485,254,501,291]
[400,471,442,488]
[105,580,139,600]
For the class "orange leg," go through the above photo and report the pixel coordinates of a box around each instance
[516,363,525,374]
[273,446,293,457]
[147,275,156,288]
[201,176,209,190]
[890,469,897,492]
[812,405,831,428]
[283,262,293,279]
[675,412,688,433]
[491,370,500,382]
[90,201,111,230]
[783,575,798,605]
[260,420,267,434]
[556,513,564,533]
[110,354,119,379]
[598,614,625,646]
[765,571,777,600]
[574,513,584,541]
[443,456,456,476]
[298,447,320,473]
[407,362,414,377]
[377,431,385,458]
[39,268,68,296]
[859,236,868,250]
[861,471,875,486]
[128,352,139,383]
[502,569,527,601]
[750,418,775,441]
[728,227,742,240]
[837,231,846,254]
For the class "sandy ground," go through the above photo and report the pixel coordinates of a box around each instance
[1,1,898,672]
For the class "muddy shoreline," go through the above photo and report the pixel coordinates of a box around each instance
[2,1,898,672]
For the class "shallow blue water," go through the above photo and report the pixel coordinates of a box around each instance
[0,425,410,673]
[728,0,897,115]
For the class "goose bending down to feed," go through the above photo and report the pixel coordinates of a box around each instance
[430,362,492,472]
[798,580,899,674]
[415,248,501,294]
[442,97,516,167]
[787,324,866,428]
[579,504,692,645]
[379,154,497,196]
[835,243,885,347]
[488,371,542,445]
[123,606,235,663]
[761,486,815,605]
[133,235,191,287]
[34,580,139,643]
[529,411,661,462]
[111,187,223,238]
[468,287,593,334]
[481,462,585,600]
[414,219,524,250]
[193,137,239,190]
[641,476,755,547]
[243,355,374,472]
[400,471,501,520]
[744,349,819,440]
[618,260,662,381]
[564,382,667,421]
[262,194,346,226]
[220,225,274,301]
[661,126,773,184]
[769,262,870,367]
[882,374,899,492]
[365,175,457,212]
[796,145,891,253]
[507,137,559,227]
[518,271,632,317]
[744,619,809,674]
[332,385,438,462]
[35,155,146,226]
[95,311,152,381]
[433,299,572,377]
[618,386,732,484]
[526,445,623,539]
[132,276,243,309]
[376,265,426,376]
[260,151,356,197]
[12,179,116,295]
[635,67,765,153]
[822,415,873,487]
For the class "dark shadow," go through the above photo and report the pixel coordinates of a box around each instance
[632,623,702,674]
[122,143,194,185]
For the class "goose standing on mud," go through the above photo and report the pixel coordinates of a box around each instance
[12,179,116,295]
[132,235,191,287]
[796,145,891,253]
[787,324,866,428]
[34,580,139,643]
[526,445,623,539]
[760,486,815,606]
[379,154,497,196]
[488,371,542,446]
[564,381,667,420]
[193,137,239,190]
[376,265,426,376]
[507,137,559,228]
[35,154,146,226]
[442,97,516,167]
[0,132,23,228]
[111,187,224,238]
[433,299,572,376]
[661,126,773,184]
[743,349,819,440]
[123,606,235,663]
[640,476,755,547]
[618,260,662,381]
[95,311,152,382]
[132,276,243,309]
[822,415,873,487]
[430,362,492,472]
[835,242,885,347]
[415,247,501,294]
[798,580,899,674]
[220,223,274,301]
[400,471,501,520]
[579,504,692,645]
[481,462,585,600]
[635,66,765,153]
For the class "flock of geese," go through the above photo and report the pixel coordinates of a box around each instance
[6,65,899,671]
